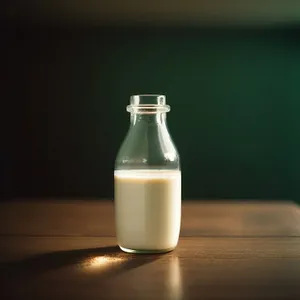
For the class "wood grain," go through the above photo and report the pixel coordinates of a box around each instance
[0,200,300,299]
[1,237,300,299]
[0,200,299,237]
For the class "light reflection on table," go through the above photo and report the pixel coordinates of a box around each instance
[167,255,183,300]
[78,251,183,299]
[80,254,125,270]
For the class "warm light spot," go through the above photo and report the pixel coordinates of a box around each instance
[80,255,124,270]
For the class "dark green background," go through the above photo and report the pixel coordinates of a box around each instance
[3,24,300,201]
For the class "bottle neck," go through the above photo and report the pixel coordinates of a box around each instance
[131,112,167,126]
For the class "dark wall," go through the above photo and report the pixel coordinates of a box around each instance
[2,24,300,200]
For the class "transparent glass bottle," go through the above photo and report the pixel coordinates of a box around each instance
[114,94,181,253]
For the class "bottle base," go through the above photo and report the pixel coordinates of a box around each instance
[119,245,176,254]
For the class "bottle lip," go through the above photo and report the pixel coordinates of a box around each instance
[128,94,170,113]
[127,104,170,114]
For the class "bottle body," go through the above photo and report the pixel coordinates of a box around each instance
[114,95,181,253]
[115,169,181,253]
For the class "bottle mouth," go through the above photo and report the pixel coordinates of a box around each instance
[127,94,170,114]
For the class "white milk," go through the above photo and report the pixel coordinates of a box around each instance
[114,170,181,252]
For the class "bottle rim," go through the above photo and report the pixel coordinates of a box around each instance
[128,94,170,113]
[127,104,170,114]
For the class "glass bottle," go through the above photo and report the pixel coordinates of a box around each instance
[114,94,181,253]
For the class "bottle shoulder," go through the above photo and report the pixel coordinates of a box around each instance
[115,123,180,169]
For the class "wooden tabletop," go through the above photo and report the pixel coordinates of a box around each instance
[1,200,300,299]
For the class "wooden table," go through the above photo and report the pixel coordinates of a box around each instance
[1,200,300,299]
